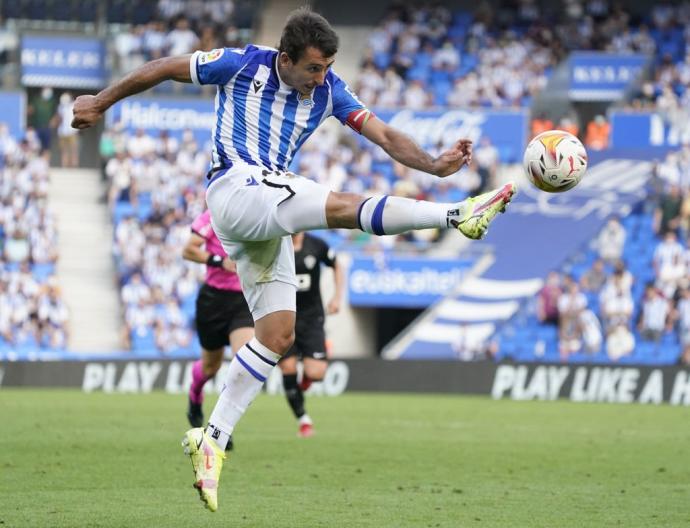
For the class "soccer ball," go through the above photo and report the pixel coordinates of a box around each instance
[523,130,587,193]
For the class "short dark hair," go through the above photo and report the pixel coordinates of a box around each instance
[279,7,339,63]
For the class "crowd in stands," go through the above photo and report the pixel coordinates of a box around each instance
[2,0,255,28]
[102,125,210,353]
[113,0,255,89]
[0,123,68,351]
[355,3,558,109]
[531,163,690,364]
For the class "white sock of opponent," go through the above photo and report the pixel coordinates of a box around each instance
[357,196,467,235]
[206,338,280,450]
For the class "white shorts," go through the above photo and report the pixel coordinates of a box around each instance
[205,164,331,320]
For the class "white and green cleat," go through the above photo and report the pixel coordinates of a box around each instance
[451,182,517,240]
[182,427,226,512]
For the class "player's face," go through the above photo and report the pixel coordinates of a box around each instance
[280,47,335,95]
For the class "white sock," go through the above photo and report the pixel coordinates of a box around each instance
[357,195,466,235]
[206,338,280,450]
[299,414,313,426]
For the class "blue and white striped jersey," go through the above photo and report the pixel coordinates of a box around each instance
[189,45,367,172]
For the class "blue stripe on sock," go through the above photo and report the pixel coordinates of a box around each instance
[246,343,277,366]
[235,353,266,382]
[371,196,388,236]
[356,197,372,231]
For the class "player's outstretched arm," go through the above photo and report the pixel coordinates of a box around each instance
[71,55,193,130]
[361,116,472,178]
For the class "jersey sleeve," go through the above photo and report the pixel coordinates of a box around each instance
[189,47,246,86]
[329,72,371,132]
[190,210,210,237]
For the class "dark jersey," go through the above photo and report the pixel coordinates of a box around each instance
[295,233,336,314]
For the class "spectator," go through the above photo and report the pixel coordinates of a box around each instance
[557,277,587,359]
[580,258,607,293]
[473,136,499,194]
[4,228,30,263]
[537,271,562,325]
[653,184,683,235]
[579,308,603,354]
[54,92,79,168]
[531,113,554,137]
[166,16,199,56]
[600,276,634,339]
[653,230,686,298]
[403,80,431,109]
[27,88,56,153]
[595,216,626,265]
[637,284,671,342]
[584,114,610,150]
[556,115,579,137]
[676,288,690,364]
[432,39,460,71]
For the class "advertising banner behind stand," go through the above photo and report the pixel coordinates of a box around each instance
[108,97,215,147]
[2,359,690,405]
[21,35,108,89]
[568,52,647,101]
[107,102,528,164]
[610,110,690,149]
[375,108,528,163]
[348,256,474,308]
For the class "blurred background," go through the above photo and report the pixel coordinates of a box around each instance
[0,0,689,389]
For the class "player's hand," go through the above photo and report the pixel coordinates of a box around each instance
[222,258,237,273]
[71,95,105,130]
[326,298,340,315]
[432,139,472,177]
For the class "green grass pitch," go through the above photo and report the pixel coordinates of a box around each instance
[1,390,689,527]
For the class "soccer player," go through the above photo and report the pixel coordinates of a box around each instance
[279,232,343,438]
[72,8,516,512]
[182,210,254,449]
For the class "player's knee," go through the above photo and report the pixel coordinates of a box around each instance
[326,192,365,229]
[258,329,294,355]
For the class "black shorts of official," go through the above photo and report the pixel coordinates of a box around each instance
[195,284,253,351]
[282,310,327,361]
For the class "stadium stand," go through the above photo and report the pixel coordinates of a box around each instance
[3,0,690,364]
[0,124,69,355]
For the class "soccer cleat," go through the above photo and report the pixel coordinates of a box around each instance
[451,182,517,240]
[186,397,204,428]
[298,422,314,438]
[182,427,226,512]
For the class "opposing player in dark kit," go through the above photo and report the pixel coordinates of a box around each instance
[279,232,343,438]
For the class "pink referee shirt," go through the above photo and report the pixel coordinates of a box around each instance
[191,210,242,292]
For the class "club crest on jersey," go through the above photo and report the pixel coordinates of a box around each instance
[199,48,224,64]
[298,93,314,107]
[304,255,317,270]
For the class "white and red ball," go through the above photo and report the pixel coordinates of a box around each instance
[523,130,588,193]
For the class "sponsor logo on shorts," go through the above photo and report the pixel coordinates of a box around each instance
[312,352,326,360]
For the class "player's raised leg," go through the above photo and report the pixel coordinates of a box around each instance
[321,182,517,241]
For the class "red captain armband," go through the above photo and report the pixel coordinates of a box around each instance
[345,109,375,134]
